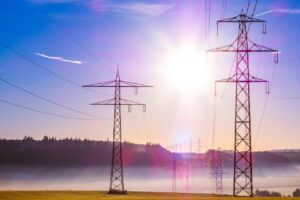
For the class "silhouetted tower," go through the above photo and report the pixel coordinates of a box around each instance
[190,137,193,153]
[207,11,278,196]
[198,138,202,153]
[172,152,177,193]
[210,148,224,194]
[185,159,190,193]
[83,69,152,194]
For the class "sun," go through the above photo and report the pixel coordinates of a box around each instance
[164,44,212,94]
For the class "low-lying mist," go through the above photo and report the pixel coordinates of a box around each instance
[0,165,299,195]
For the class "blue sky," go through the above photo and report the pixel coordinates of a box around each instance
[0,0,300,151]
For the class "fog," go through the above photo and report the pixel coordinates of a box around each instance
[0,165,299,195]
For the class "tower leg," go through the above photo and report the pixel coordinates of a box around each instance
[108,71,127,195]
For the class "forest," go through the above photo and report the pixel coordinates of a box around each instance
[0,136,298,167]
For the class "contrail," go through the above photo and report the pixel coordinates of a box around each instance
[255,9,300,17]
[34,52,86,64]
[255,10,274,17]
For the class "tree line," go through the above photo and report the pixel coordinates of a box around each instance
[0,136,172,167]
[255,188,300,197]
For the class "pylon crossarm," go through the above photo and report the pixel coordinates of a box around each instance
[214,75,239,96]
[248,39,278,52]
[249,75,268,82]
[90,98,115,105]
[89,98,146,106]
[120,98,145,105]
[215,75,236,83]
[216,11,266,35]
[217,12,265,24]
[207,42,278,56]
[120,80,153,88]
[207,40,238,52]
[82,80,116,87]
[120,98,147,112]
[216,75,269,83]
[83,80,153,88]
[248,40,279,63]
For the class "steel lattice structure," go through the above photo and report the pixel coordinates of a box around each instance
[172,152,177,193]
[207,11,278,197]
[83,69,152,194]
[209,149,224,194]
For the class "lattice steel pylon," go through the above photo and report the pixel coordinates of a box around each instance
[83,69,152,194]
[207,11,278,197]
[172,152,177,193]
[209,148,224,194]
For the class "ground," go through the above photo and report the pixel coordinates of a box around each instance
[0,191,296,200]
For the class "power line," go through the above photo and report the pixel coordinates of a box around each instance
[280,56,300,64]
[270,0,299,29]
[142,113,154,143]
[0,77,106,119]
[246,0,251,15]
[212,95,217,149]
[253,60,279,147]
[246,0,259,33]
[253,0,299,148]
[205,0,212,48]
[252,0,259,17]
[0,98,103,121]
[32,2,113,72]
[279,97,300,100]
[129,113,142,143]
[0,41,110,96]
[210,0,227,152]
[245,0,258,17]
[220,0,227,19]
[220,54,236,99]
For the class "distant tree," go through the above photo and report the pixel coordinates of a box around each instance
[270,191,282,197]
[293,188,300,197]
[22,136,34,141]
[255,189,282,197]
[255,189,270,197]
[42,136,49,141]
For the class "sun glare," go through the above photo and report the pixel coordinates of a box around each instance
[164,45,212,94]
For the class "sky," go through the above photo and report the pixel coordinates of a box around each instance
[0,0,300,151]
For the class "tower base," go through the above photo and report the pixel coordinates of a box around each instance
[107,189,128,195]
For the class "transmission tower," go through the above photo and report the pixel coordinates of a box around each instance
[190,137,193,153]
[172,152,177,193]
[209,148,224,194]
[83,69,152,194]
[207,11,278,196]
[185,159,190,193]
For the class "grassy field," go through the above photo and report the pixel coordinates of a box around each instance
[0,191,296,200]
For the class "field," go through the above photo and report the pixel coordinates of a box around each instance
[0,191,296,200]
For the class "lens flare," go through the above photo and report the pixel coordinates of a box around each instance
[164,44,212,94]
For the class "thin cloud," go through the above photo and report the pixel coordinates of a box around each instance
[27,0,79,4]
[89,1,175,19]
[28,0,174,19]
[34,52,86,65]
[255,9,300,17]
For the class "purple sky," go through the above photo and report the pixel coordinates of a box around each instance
[0,0,300,151]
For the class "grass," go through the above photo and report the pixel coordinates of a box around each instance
[0,191,296,200]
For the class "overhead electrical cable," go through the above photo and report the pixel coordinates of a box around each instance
[0,77,106,119]
[0,98,104,121]
[253,0,299,148]
[211,0,228,151]
[0,41,110,96]
[32,3,113,72]
[246,0,251,15]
